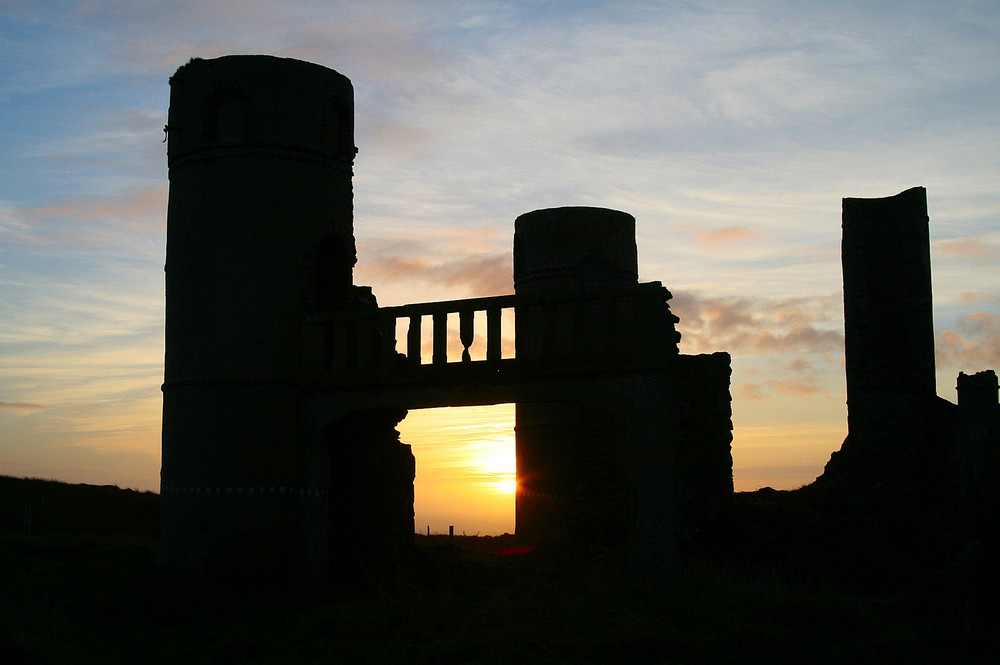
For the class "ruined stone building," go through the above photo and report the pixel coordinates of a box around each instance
[819,187,999,542]
[158,55,733,584]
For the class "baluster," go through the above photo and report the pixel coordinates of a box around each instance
[433,312,447,365]
[459,309,474,362]
[407,314,421,367]
[486,307,501,362]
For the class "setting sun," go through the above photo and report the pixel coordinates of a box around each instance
[494,478,517,495]
[398,404,517,534]
[468,433,516,494]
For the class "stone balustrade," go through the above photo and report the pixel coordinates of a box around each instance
[302,282,678,384]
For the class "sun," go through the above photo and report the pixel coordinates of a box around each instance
[470,433,516,495]
[493,477,517,495]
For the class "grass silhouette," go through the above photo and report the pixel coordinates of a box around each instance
[0,476,993,664]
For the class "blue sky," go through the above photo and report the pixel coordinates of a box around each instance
[2,1,999,516]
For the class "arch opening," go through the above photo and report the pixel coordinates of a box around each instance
[398,403,516,536]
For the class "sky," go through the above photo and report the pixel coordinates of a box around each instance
[2,0,999,535]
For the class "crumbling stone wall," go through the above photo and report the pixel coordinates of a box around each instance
[675,352,734,545]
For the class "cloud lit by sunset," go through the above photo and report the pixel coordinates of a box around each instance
[2,1,998,535]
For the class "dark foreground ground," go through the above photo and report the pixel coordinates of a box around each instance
[1,477,994,664]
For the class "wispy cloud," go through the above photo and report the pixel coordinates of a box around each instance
[671,292,843,356]
[1,0,998,502]
[86,1,452,81]
[734,382,764,402]
[360,254,511,298]
[936,312,1000,372]
[937,237,1000,261]
[731,358,833,403]
[25,186,165,223]
[694,226,761,248]
[767,379,826,398]
[357,229,513,301]
[960,292,1000,304]
[783,357,816,374]
[0,402,48,411]
[2,187,165,252]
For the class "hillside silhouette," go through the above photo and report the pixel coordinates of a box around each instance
[1,475,995,663]
[0,475,158,537]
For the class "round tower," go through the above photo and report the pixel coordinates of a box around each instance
[512,207,640,547]
[160,55,356,574]
[513,206,638,295]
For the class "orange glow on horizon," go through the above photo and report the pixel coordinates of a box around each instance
[398,404,517,535]
[397,396,849,534]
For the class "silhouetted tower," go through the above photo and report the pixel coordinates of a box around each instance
[512,207,681,547]
[160,56,357,573]
[840,186,937,463]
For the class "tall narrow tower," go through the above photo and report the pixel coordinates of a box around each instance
[160,56,357,574]
[841,187,937,444]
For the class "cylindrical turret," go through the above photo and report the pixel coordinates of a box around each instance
[513,206,638,295]
[513,207,640,546]
[160,55,356,574]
